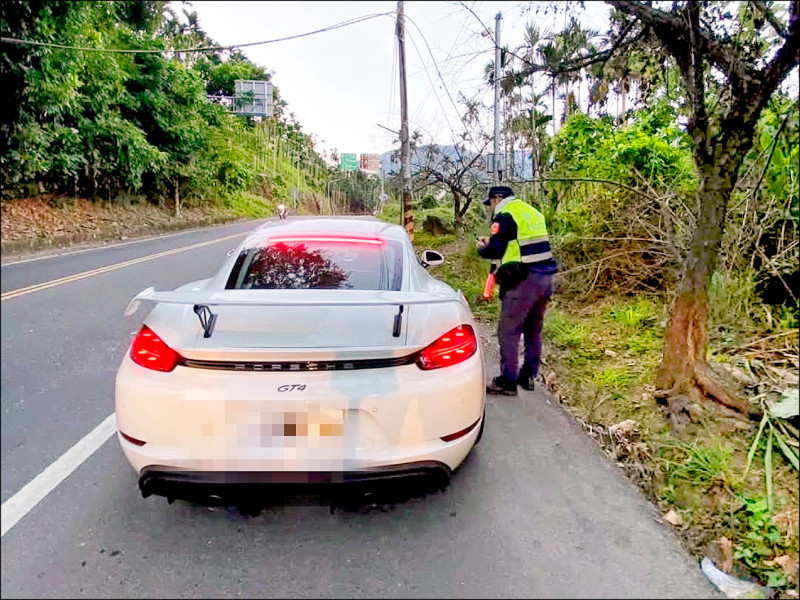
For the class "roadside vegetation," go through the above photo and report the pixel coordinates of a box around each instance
[0,0,353,225]
[394,93,799,596]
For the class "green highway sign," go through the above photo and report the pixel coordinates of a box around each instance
[339,153,358,171]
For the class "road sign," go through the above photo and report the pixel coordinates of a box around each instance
[339,154,358,171]
[380,193,389,202]
[360,154,381,172]
[233,80,273,117]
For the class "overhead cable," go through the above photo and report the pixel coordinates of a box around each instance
[404,14,487,159]
[406,26,463,159]
[0,12,395,54]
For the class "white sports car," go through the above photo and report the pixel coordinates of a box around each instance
[115,217,485,505]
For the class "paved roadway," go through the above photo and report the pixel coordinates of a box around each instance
[0,220,718,598]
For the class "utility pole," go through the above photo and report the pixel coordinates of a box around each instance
[380,159,385,198]
[493,12,502,185]
[397,0,413,241]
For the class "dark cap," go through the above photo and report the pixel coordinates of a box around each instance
[483,185,514,205]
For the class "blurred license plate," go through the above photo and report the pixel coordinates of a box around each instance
[278,409,344,437]
[237,409,344,447]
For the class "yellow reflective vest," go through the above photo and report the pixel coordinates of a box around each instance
[495,199,553,267]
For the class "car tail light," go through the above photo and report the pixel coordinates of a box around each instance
[130,325,182,372]
[267,236,384,246]
[415,325,478,370]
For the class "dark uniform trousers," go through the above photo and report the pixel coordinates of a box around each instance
[498,271,554,382]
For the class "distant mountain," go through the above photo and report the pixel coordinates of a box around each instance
[379,145,481,177]
[377,145,533,180]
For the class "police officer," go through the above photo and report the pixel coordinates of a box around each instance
[477,186,558,395]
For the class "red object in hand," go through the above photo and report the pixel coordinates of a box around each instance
[482,272,496,300]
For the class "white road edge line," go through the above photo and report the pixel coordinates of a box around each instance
[1,413,117,538]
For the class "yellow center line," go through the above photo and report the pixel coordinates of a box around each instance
[1,233,245,302]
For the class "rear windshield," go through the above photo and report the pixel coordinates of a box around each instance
[225,238,404,291]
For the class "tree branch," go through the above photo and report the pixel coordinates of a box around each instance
[606,0,734,75]
[513,20,640,80]
[760,0,800,106]
[606,0,726,163]
[749,0,788,38]
[523,177,658,202]
[720,0,798,147]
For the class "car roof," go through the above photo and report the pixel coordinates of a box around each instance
[240,216,409,249]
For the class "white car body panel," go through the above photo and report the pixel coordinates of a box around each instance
[116,352,483,473]
[115,217,485,489]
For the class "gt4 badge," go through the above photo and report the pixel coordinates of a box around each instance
[278,384,307,392]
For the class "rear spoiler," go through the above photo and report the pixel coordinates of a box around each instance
[125,287,459,316]
[125,287,461,339]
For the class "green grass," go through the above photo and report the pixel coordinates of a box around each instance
[773,304,799,330]
[223,191,273,219]
[544,309,589,348]
[606,298,660,329]
[735,496,792,588]
[412,230,457,249]
[409,231,798,593]
[658,440,736,488]
[625,328,662,355]
[593,366,643,387]
[708,270,761,332]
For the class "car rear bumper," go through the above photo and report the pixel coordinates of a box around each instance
[115,351,485,473]
[138,460,452,501]
[118,412,481,480]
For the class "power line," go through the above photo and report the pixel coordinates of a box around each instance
[434,11,477,82]
[405,26,463,159]
[409,8,473,129]
[0,12,395,54]
[403,13,485,158]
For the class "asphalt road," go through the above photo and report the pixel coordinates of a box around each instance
[0,220,719,598]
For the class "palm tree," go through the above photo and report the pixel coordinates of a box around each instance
[538,40,563,134]
[538,17,599,130]
[509,24,554,191]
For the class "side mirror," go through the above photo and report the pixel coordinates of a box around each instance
[419,249,445,268]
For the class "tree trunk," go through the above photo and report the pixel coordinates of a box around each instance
[605,0,800,421]
[658,150,751,415]
[174,183,180,218]
[453,192,463,231]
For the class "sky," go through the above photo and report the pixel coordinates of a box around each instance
[181,1,612,160]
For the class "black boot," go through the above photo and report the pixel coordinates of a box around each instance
[486,376,517,396]
[517,365,535,391]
